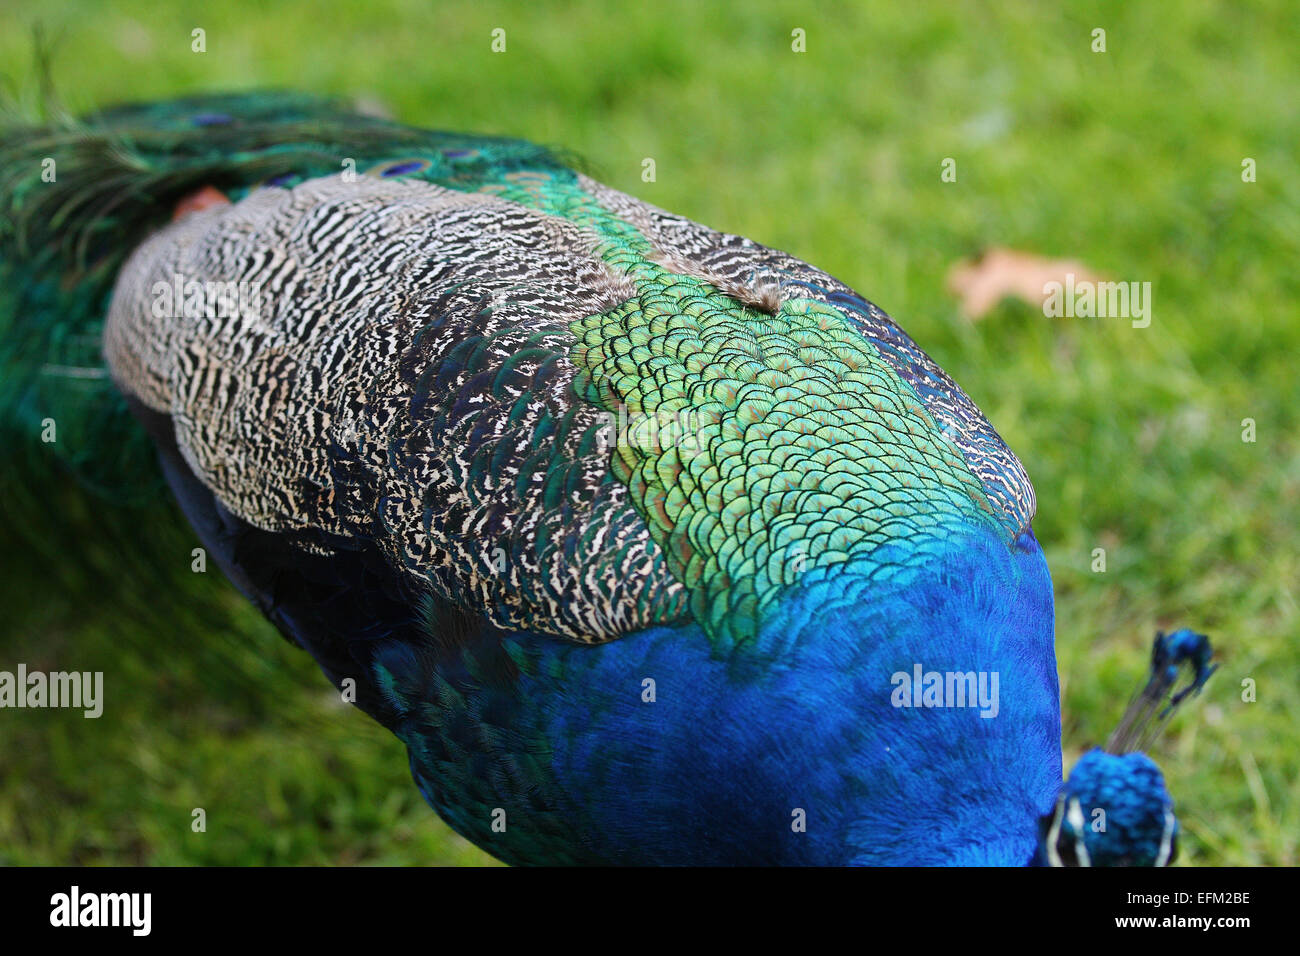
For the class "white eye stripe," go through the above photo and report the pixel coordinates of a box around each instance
[1044,795,1066,867]
[1155,809,1177,867]
[1067,798,1091,867]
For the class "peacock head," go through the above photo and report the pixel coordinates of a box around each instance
[1037,629,1216,867]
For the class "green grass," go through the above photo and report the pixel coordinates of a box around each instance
[1,0,1295,865]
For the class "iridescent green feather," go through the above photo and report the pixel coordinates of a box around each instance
[1,92,1010,649]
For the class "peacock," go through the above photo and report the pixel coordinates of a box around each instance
[0,92,1216,866]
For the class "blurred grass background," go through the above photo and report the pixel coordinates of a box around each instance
[0,0,1295,865]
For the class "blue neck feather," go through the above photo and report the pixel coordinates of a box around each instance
[385,522,1061,865]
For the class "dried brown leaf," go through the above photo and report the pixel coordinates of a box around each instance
[947,248,1105,320]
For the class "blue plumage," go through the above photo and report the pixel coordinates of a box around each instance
[1040,751,1178,867]
[0,93,1215,865]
